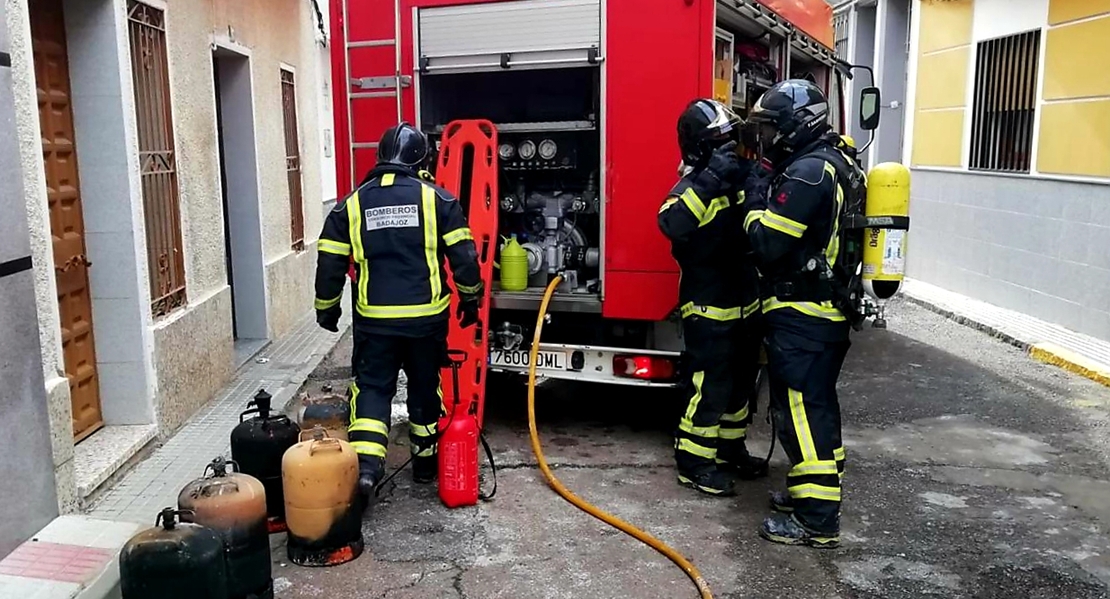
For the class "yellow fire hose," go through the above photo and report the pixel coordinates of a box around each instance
[526,275,714,599]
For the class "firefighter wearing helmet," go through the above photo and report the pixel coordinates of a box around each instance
[658,99,770,497]
[740,79,868,547]
[314,123,483,499]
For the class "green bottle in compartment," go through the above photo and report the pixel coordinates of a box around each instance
[499,235,529,292]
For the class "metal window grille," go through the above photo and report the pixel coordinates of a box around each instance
[128,1,186,316]
[282,69,305,251]
[833,11,850,61]
[969,30,1040,173]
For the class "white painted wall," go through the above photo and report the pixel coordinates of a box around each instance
[972,0,1048,41]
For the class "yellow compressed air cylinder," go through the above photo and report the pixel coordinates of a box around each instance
[862,162,911,301]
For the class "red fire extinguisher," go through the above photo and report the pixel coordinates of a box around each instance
[438,350,496,508]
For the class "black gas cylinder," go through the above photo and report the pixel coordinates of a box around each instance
[120,508,229,599]
[231,388,300,533]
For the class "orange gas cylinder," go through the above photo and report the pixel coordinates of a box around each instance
[177,457,271,599]
[282,426,364,566]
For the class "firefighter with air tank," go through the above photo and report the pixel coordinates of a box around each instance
[734,79,909,547]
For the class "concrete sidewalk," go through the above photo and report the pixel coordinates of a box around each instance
[905,278,1110,387]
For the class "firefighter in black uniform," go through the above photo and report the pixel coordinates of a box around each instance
[740,80,866,547]
[659,99,770,496]
[314,123,482,497]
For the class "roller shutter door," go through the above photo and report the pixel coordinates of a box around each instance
[418,0,602,73]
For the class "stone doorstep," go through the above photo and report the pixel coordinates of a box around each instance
[0,516,143,599]
[74,425,159,505]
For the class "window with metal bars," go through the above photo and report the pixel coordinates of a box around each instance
[969,30,1041,173]
[281,69,305,251]
[128,1,186,317]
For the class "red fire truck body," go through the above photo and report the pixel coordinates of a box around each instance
[329,0,845,387]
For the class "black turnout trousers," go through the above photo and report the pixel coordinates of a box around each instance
[348,324,447,476]
[765,325,850,534]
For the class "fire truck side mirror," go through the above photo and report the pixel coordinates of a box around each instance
[859,87,881,131]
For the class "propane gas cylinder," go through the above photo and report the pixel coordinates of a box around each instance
[282,426,364,566]
[120,508,229,599]
[439,401,480,508]
[231,388,300,533]
[298,386,350,442]
[178,457,272,599]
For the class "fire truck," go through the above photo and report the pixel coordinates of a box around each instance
[328,0,871,391]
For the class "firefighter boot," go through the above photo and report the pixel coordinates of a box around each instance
[412,454,437,484]
[759,513,840,549]
[769,490,794,513]
[677,465,737,497]
[717,443,769,480]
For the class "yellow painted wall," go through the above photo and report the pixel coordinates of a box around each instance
[912,110,966,168]
[1040,12,1110,177]
[1048,0,1110,24]
[912,0,973,167]
[915,48,970,110]
[1038,100,1110,177]
[919,0,974,53]
[1043,16,1110,100]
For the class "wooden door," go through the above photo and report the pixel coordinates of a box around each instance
[30,0,104,442]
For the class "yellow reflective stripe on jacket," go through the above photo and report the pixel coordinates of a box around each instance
[443,227,473,246]
[358,295,451,319]
[410,422,436,437]
[318,239,351,256]
[743,299,760,318]
[788,460,840,478]
[698,197,730,228]
[349,418,389,437]
[350,440,387,457]
[314,294,342,310]
[760,210,808,238]
[834,447,846,462]
[788,483,841,502]
[420,184,442,302]
[680,302,742,321]
[744,209,764,231]
[659,197,679,214]
[762,297,848,322]
[456,282,482,295]
[380,173,395,187]
[826,170,844,267]
[680,188,707,220]
[346,191,370,313]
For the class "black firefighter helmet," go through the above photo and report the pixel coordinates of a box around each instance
[677,99,742,169]
[376,122,429,169]
[747,79,831,159]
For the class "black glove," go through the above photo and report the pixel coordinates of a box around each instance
[692,142,743,198]
[316,307,341,333]
[456,295,480,329]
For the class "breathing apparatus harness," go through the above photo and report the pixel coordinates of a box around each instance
[759,135,871,331]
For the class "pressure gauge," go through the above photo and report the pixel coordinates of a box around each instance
[498,143,515,160]
[518,139,537,160]
[538,139,558,160]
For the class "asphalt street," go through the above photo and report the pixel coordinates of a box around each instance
[272,297,1110,599]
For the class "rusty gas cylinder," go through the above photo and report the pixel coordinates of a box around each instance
[231,388,300,533]
[297,386,350,441]
[120,508,229,599]
[178,457,272,599]
[282,426,363,566]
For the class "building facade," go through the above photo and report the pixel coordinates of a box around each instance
[903,0,1110,342]
[3,0,335,536]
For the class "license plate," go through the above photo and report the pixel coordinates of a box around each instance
[489,349,568,371]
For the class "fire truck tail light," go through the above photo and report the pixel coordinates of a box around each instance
[613,355,676,381]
